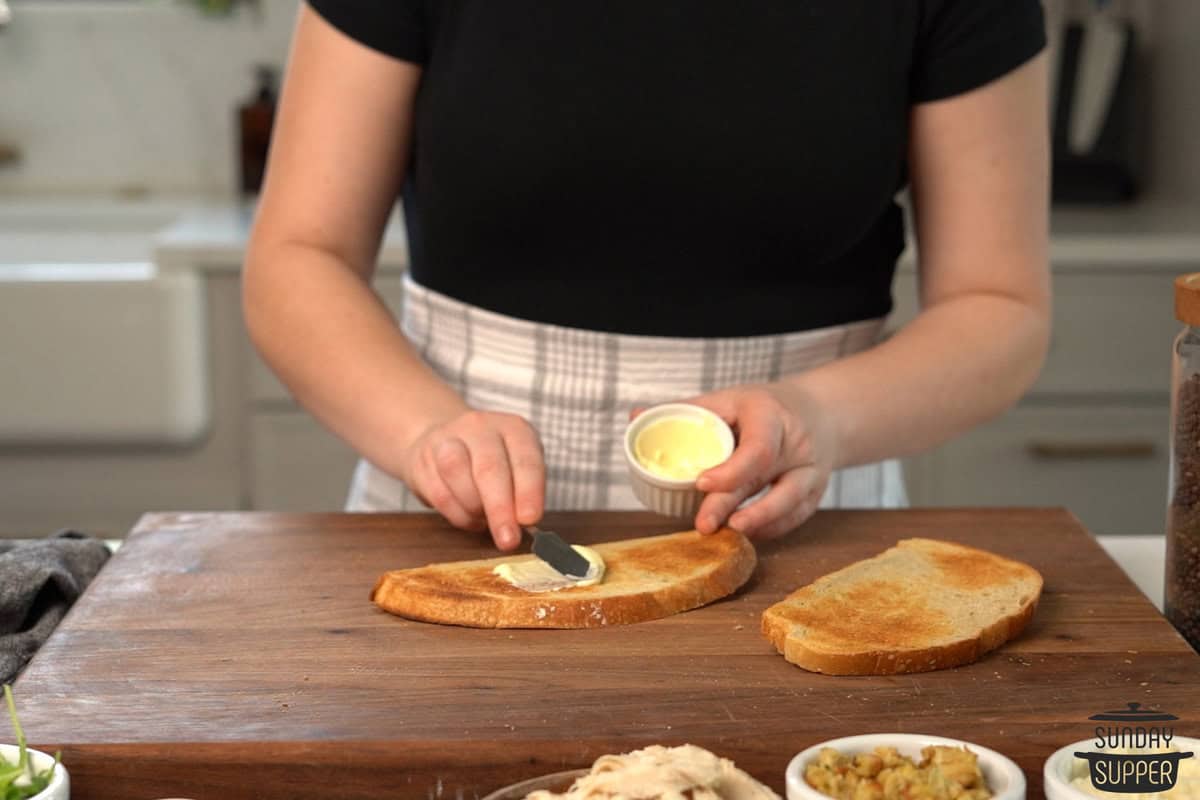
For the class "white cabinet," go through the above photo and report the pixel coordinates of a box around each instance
[895,263,1188,536]
[0,275,246,538]
[249,412,359,512]
[890,271,1181,396]
[243,277,406,511]
[909,405,1168,536]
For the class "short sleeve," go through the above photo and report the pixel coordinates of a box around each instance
[910,0,1046,103]
[306,0,428,64]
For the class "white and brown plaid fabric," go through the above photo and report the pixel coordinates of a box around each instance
[347,277,907,512]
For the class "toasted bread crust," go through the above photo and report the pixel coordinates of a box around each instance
[761,538,1042,675]
[373,528,756,628]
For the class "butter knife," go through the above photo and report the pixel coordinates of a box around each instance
[526,526,591,578]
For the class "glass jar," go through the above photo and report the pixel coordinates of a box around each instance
[1167,274,1200,651]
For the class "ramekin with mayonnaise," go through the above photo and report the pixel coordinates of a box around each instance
[623,403,735,518]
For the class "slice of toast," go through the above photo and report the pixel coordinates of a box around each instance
[372,528,756,628]
[761,538,1042,675]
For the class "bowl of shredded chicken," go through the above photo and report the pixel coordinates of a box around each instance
[483,744,781,800]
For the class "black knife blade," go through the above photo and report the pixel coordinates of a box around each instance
[528,526,592,578]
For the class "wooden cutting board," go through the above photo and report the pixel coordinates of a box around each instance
[12,510,1200,799]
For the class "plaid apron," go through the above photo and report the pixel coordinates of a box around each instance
[347,277,907,512]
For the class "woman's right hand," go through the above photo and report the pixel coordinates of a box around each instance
[397,410,546,551]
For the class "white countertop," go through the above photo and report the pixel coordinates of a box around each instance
[3,195,1197,273]
[152,202,410,271]
[144,199,1200,274]
[1097,534,1166,612]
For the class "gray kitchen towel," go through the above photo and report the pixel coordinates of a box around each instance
[0,531,111,684]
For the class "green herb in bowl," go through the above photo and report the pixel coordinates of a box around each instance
[0,685,60,800]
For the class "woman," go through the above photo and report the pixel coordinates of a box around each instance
[244,1,1051,551]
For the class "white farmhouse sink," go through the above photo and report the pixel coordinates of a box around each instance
[0,201,208,445]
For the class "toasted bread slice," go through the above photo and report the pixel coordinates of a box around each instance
[761,538,1042,675]
[373,528,756,628]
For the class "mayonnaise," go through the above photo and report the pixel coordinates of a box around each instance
[634,415,729,481]
[493,546,605,592]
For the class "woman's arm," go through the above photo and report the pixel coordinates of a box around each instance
[244,6,543,549]
[802,52,1051,466]
[690,54,1051,537]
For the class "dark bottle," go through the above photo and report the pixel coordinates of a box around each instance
[239,64,278,196]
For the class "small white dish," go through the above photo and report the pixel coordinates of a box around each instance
[786,733,1025,800]
[623,403,735,518]
[1043,736,1200,799]
[0,743,69,800]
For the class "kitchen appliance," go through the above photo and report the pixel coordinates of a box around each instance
[1050,1,1146,204]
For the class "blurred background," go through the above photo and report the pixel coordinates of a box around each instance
[0,1,1197,599]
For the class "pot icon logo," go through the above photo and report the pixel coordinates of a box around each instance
[1075,703,1194,793]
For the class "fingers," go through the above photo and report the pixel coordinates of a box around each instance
[696,408,782,494]
[678,390,788,533]
[414,445,485,532]
[420,413,545,550]
[680,391,739,427]
[750,487,821,540]
[433,438,484,518]
[463,429,522,550]
[693,475,767,534]
[500,420,546,526]
[728,467,823,539]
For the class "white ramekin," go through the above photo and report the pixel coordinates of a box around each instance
[786,733,1025,800]
[1043,736,1200,800]
[0,744,69,800]
[623,402,735,519]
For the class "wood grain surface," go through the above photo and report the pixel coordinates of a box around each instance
[11,509,1200,799]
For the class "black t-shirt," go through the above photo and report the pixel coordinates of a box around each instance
[306,1,1045,337]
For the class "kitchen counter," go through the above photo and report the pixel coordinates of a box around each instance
[2,195,1196,275]
[1097,535,1166,612]
[152,201,409,272]
[148,199,1200,274]
[14,509,1200,799]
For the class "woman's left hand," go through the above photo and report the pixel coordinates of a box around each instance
[680,383,839,539]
